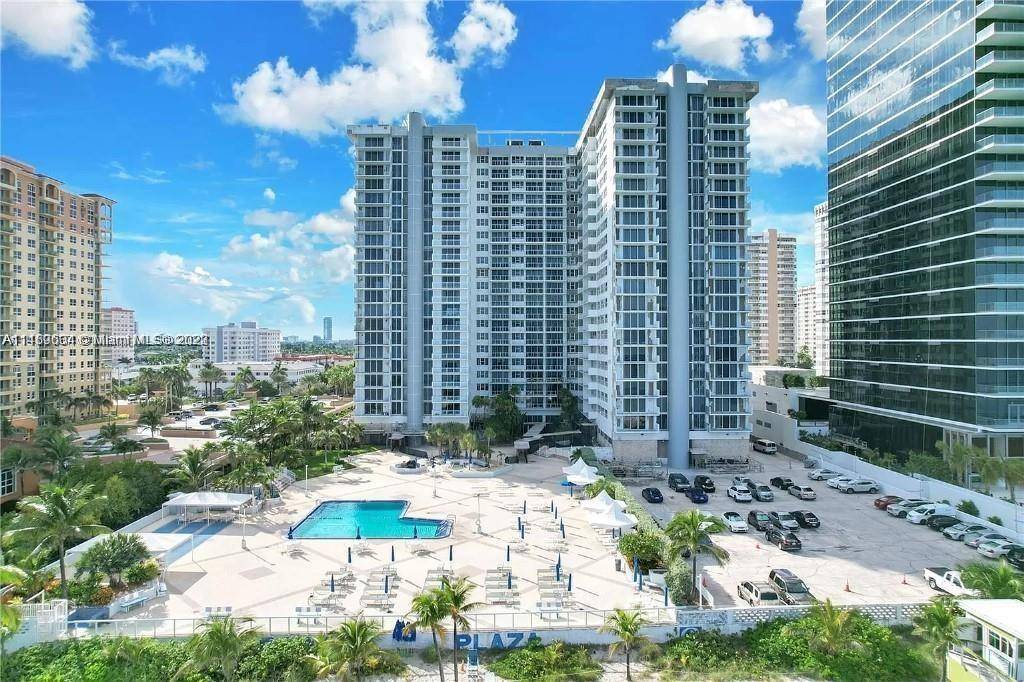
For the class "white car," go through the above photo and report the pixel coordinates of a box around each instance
[788,485,816,500]
[721,511,748,532]
[727,485,753,502]
[966,532,1010,549]
[887,499,930,518]
[835,478,879,494]
[977,539,1022,559]
[826,476,853,489]
[808,468,842,481]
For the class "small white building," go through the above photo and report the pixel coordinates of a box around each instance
[952,599,1024,682]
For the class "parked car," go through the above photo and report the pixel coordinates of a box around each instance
[926,515,962,532]
[753,439,778,455]
[943,523,989,541]
[887,499,931,518]
[751,484,775,502]
[226,401,239,408]
[874,495,904,510]
[199,417,220,426]
[788,485,816,500]
[978,539,1023,559]
[769,511,800,531]
[923,568,978,597]
[770,476,795,490]
[906,503,957,524]
[768,568,814,605]
[667,473,690,492]
[765,528,802,551]
[732,475,755,490]
[721,511,748,532]
[791,510,820,529]
[641,488,664,503]
[1008,547,1024,571]
[747,510,772,531]
[728,485,753,502]
[693,475,716,493]
[826,476,854,489]
[837,478,879,494]
[685,487,709,503]
[808,468,842,481]
[737,581,779,606]
[964,532,1009,549]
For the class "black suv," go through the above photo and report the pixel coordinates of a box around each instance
[768,568,814,605]
[770,476,795,490]
[693,475,716,493]
[926,515,961,531]
[667,473,690,492]
[641,487,664,503]
[791,510,820,528]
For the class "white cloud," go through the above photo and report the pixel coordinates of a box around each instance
[116,232,168,244]
[152,252,232,287]
[797,0,826,61]
[244,208,300,229]
[109,41,206,86]
[655,0,773,72]
[449,0,517,68]
[263,187,276,203]
[656,67,709,84]
[218,0,518,138]
[748,99,826,174]
[109,161,170,184]
[0,0,95,69]
[283,294,316,324]
[251,134,299,172]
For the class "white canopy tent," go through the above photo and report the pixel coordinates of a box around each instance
[562,458,598,477]
[581,490,627,513]
[588,505,638,531]
[65,532,193,569]
[162,491,254,521]
[566,468,601,486]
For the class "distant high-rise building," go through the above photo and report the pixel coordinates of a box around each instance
[100,307,137,366]
[350,65,758,465]
[323,316,333,343]
[749,229,797,365]
[826,0,1024,456]
[283,335,300,343]
[313,335,322,344]
[796,285,815,363]
[0,157,114,421]
[201,321,281,363]
[813,201,829,377]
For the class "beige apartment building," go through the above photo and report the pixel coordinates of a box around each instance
[796,283,815,359]
[749,229,797,365]
[0,157,113,422]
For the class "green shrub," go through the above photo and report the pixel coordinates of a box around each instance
[617,531,664,570]
[75,534,151,586]
[420,644,440,663]
[664,559,693,606]
[123,560,160,586]
[488,640,601,681]
[236,636,316,681]
[957,499,980,516]
[987,515,1003,526]
[46,574,113,606]
[363,648,406,677]
[657,631,745,674]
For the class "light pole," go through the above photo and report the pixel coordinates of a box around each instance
[304,464,309,493]
[241,508,248,550]
[475,493,482,534]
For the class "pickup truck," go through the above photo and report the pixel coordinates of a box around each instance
[923,567,978,597]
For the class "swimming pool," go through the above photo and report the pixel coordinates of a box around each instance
[291,500,451,539]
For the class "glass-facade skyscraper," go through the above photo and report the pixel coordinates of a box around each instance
[826,0,1024,457]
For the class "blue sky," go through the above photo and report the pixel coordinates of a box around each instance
[1,0,826,337]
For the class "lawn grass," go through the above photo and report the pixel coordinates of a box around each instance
[291,445,377,478]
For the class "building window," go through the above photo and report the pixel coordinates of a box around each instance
[0,468,15,496]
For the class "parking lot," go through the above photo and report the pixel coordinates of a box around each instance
[626,450,984,607]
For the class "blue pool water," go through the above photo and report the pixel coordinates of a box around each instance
[291,500,450,539]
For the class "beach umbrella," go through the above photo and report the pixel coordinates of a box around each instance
[550,499,554,513]
[413,526,418,539]
[330,574,336,592]
[569,483,574,498]
[556,552,562,569]
[560,521,566,540]
[384,574,389,593]
[555,562,561,582]
[523,500,527,514]
[347,546,352,564]
[519,524,525,540]
[506,545,511,562]
[517,516,522,531]
[554,506,559,519]
[355,525,361,540]
[507,572,512,590]
[449,544,453,561]
[392,620,403,641]
[568,573,573,592]
[391,545,396,563]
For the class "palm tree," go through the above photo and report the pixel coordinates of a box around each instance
[233,366,256,394]
[169,446,218,492]
[32,428,83,480]
[436,576,482,682]
[306,617,384,681]
[161,364,190,412]
[197,362,222,398]
[664,510,729,600]
[99,421,129,442]
[913,597,964,682]
[0,563,27,634]
[7,483,109,599]
[406,588,450,682]
[297,397,326,449]
[113,437,144,460]
[803,599,856,656]
[960,560,1024,599]
[269,362,289,396]
[136,406,164,438]
[137,367,161,401]
[174,616,261,682]
[974,454,1024,503]
[459,432,478,460]
[482,425,498,449]
[599,608,651,681]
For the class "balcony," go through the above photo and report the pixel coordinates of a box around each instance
[976,49,1024,72]
[976,133,1024,153]
[977,0,1024,20]
[976,21,1024,46]
[976,159,1024,180]
[976,77,1024,99]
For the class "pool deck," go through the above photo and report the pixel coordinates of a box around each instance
[121,451,663,627]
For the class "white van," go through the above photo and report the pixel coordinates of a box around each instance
[753,439,777,454]
[906,503,956,525]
